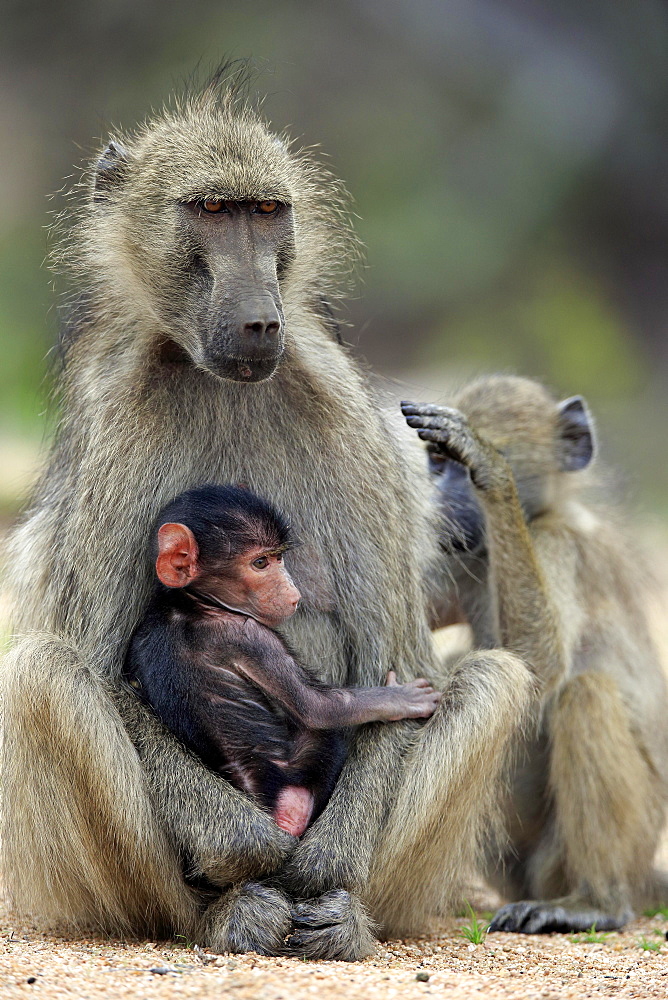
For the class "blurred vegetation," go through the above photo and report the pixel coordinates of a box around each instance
[1,0,667,514]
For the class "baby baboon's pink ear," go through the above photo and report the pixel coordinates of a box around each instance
[155,523,199,588]
[556,396,595,472]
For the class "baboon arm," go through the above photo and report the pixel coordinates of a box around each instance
[114,685,296,885]
[404,403,568,691]
[480,485,567,691]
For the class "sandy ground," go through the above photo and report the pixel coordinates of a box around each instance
[1,907,668,999]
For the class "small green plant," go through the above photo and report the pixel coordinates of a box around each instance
[459,903,488,945]
[643,906,668,919]
[638,937,662,952]
[570,923,609,944]
[171,934,195,949]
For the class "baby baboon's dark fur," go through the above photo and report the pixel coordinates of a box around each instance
[2,75,532,959]
[404,375,668,934]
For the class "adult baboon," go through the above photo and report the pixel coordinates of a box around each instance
[403,375,668,933]
[1,74,533,959]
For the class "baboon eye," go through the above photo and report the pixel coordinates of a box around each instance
[202,199,226,213]
[256,200,279,214]
[252,556,269,570]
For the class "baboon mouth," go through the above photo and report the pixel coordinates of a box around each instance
[204,354,282,384]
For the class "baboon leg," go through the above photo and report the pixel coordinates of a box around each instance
[363,650,533,939]
[2,633,298,954]
[200,882,292,956]
[1,633,197,937]
[490,672,663,933]
[278,650,531,956]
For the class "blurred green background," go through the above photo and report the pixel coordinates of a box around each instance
[1,0,668,518]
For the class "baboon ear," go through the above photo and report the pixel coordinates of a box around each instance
[156,523,199,588]
[93,140,130,202]
[556,396,595,472]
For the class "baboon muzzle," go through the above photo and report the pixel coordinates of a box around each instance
[183,201,293,384]
[204,294,284,383]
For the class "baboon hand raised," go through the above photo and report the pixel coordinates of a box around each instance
[401,402,510,492]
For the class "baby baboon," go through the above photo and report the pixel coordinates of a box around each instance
[125,483,441,838]
[1,71,532,959]
[403,375,668,933]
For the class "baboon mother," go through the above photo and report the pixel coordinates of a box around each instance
[2,78,532,960]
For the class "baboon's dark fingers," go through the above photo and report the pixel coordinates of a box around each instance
[416,428,452,444]
[405,416,451,433]
[287,889,376,961]
[488,900,631,934]
[416,429,468,465]
[401,405,476,465]
[401,402,469,427]
[401,402,459,418]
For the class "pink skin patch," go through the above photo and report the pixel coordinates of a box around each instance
[273,786,314,837]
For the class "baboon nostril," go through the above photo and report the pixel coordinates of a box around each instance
[242,318,282,342]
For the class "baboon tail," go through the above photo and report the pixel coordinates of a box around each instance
[1,632,196,936]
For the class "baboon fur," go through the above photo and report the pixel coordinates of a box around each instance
[1,78,533,959]
[408,375,668,933]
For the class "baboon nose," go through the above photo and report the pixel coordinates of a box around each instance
[240,299,282,350]
[244,319,281,340]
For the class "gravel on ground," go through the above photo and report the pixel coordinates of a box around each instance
[1,906,667,1000]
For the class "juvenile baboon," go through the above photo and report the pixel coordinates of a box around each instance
[403,375,668,933]
[125,483,441,837]
[1,73,533,959]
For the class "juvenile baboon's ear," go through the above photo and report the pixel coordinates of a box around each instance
[556,396,595,472]
[93,140,131,202]
[156,523,199,588]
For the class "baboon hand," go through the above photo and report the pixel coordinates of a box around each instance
[384,671,442,720]
[287,889,377,961]
[401,402,508,491]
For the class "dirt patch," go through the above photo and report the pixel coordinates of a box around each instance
[1,908,667,999]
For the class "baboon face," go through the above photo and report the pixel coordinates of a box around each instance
[172,197,292,382]
[92,110,299,383]
[432,378,595,553]
[429,451,485,553]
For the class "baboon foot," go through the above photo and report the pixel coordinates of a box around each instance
[200,881,292,955]
[287,889,376,961]
[489,899,632,934]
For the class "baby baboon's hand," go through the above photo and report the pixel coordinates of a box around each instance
[401,402,506,491]
[384,671,441,720]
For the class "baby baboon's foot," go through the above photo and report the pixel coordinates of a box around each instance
[287,889,376,961]
[201,881,292,955]
[489,899,632,934]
